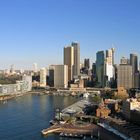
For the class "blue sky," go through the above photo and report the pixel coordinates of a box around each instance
[0,0,140,69]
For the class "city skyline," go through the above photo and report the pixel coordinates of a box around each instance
[0,0,140,69]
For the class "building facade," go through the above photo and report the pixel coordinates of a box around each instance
[54,65,68,88]
[64,42,80,81]
[96,51,104,87]
[71,42,80,77]
[0,75,32,95]
[104,48,115,87]
[130,54,138,88]
[84,58,90,69]
[122,98,140,120]
[48,65,55,87]
[117,64,132,89]
[40,68,46,87]
[64,46,74,81]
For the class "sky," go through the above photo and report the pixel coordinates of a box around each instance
[0,0,140,70]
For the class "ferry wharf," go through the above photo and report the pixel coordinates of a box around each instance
[41,123,124,140]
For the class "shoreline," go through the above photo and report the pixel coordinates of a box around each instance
[0,92,32,102]
[0,89,79,102]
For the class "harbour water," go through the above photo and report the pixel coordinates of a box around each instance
[0,94,97,140]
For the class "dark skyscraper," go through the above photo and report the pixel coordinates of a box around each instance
[130,54,138,73]
[96,51,104,87]
[92,63,96,76]
[130,54,138,88]
[84,58,90,69]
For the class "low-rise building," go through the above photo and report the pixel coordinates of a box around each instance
[122,98,140,120]
[0,75,32,95]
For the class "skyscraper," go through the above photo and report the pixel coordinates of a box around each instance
[96,51,104,87]
[48,65,55,87]
[84,58,90,69]
[64,46,74,81]
[117,64,132,89]
[106,48,115,65]
[54,65,68,88]
[130,54,138,74]
[92,63,96,76]
[40,68,46,87]
[104,48,115,87]
[130,54,138,88]
[64,42,80,80]
[71,42,80,77]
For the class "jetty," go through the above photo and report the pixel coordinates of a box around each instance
[41,123,97,136]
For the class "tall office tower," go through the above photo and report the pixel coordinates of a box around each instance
[130,54,138,73]
[130,54,138,88]
[54,65,68,88]
[117,64,132,89]
[40,68,46,87]
[64,46,74,81]
[92,63,96,76]
[48,65,55,87]
[71,42,80,77]
[64,42,80,80]
[84,58,90,69]
[33,63,38,73]
[96,51,104,87]
[106,48,115,65]
[104,48,115,86]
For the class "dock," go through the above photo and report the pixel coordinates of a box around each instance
[41,123,125,140]
[41,123,97,136]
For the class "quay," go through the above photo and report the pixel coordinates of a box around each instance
[41,123,124,140]
[41,123,97,136]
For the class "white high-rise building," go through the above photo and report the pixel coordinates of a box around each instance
[40,68,46,87]
[54,65,68,88]
[104,48,115,86]
[33,63,38,73]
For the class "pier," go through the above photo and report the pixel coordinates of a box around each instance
[41,123,124,140]
[41,123,97,136]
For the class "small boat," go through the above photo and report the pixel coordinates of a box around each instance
[3,100,7,104]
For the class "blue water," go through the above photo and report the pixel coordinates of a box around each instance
[0,94,97,140]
